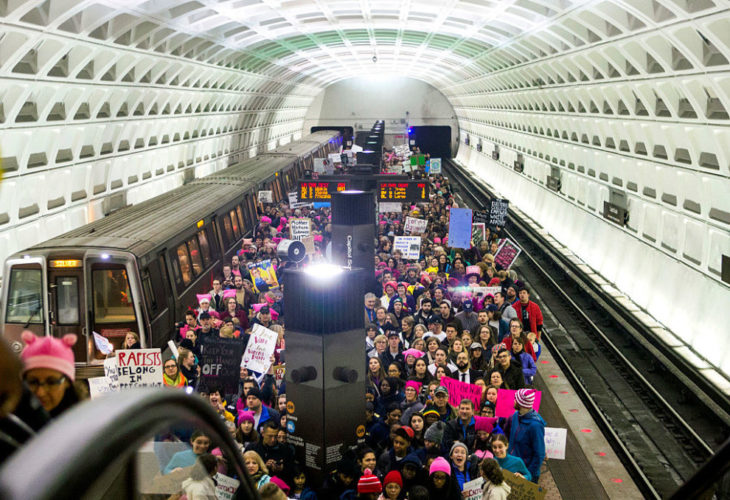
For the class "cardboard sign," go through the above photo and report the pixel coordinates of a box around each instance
[104,357,120,391]
[247,259,279,293]
[495,389,542,418]
[273,364,286,387]
[394,236,421,260]
[502,469,547,500]
[117,349,162,389]
[242,324,278,373]
[494,239,522,270]
[489,199,509,227]
[448,208,474,249]
[215,473,240,500]
[258,190,273,203]
[544,427,567,460]
[404,216,428,235]
[462,477,484,498]
[301,235,315,254]
[379,202,402,213]
[441,377,483,410]
[290,217,311,240]
[200,338,245,395]
[430,157,442,174]
[472,223,486,246]
[92,331,114,355]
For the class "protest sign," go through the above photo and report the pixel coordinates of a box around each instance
[462,477,484,499]
[290,218,311,240]
[200,338,245,395]
[247,259,279,293]
[301,235,315,254]
[441,377,483,410]
[495,389,542,418]
[448,208,473,249]
[494,239,522,270]
[328,153,342,164]
[473,209,489,226]
[117,349,162,389]
[288,191,312,209]
[258,190,273,203]
[472,223,486,245]
[379,202,401,213]
[104,357,120,391]
[489,199,509,226]
[404,216,428,235]
[430,157,442,174]
[502,469,547,500]
[88,376,115,398]
[92,331,114,355]
[215,473,240,500]
[394,236,421,260]
[274,365,286,387]
[545,427,567,460]
[242,324,278,373]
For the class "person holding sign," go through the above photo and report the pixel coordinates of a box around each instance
[163,430,212,474]
[479,458,511,500]
[20,331,84,418]
[504,389,545,483]
[490,434,531,481]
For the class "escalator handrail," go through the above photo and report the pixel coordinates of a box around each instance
[0,389,259,500]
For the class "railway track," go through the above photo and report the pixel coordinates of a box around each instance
[444,159,730,498]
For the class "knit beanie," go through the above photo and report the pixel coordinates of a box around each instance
[270,476,290,494]
[474,416,498,433]
[515,388,536,409]
[357,469,382,494]
[429,457,451,476]
[21,331,77,382]
[449,441,468,457]
[383,470,403,488]
[237,410,255,425]
[247,386,263,401]
[423,420,445,444]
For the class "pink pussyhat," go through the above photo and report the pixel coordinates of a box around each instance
[21,330,77,382]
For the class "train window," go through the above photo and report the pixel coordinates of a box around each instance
[197,229,212,267]
[176,243,193,285]
[222,214,234,248]
[5,267,43,323]
[186,236,203,276]
[246,195,257,226]
[55,276,80,325]
[229,209,241,238]
[235,205,246,234]
[92,268,135,324]
[141,273,156,312]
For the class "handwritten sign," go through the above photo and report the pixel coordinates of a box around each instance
[117,349,162,389]
[242,324,278,373]
[215,472,240,500]
[290,218,311,240]
[404,216,428,235]
[379,202,401,213]
[430,157,442,174]
[473,210,489,226]
[104,357,120,391]
[200,338,245,395]
[448,208,473,249]
[495,389,542,418]
[462,477,484,498]
[88,376,115,398]
[258,190,273,203]
[494,239,522,270]
[544,427,567,460]
[394,236,421,260]
[489,199,509,227]
[441,377,483,410]
[92,331,114,355]
[502,469,546,500]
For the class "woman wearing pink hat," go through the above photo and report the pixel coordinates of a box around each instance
[426,456,461,500]
[20,331,83,417]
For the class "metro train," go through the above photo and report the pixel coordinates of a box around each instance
[1,130,342,378]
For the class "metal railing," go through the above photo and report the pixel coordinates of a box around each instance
[0,389,258,500]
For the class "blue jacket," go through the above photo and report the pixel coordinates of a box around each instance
[163,449,197,474]
[495,454,532,482]
[511,352,537,385]
[507,410,546,480]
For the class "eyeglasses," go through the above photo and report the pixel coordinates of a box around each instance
[27,376,66,390]
[164,364,178,369]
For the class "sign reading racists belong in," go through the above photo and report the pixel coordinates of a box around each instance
[200,338,245,395]
[117,349,162,389]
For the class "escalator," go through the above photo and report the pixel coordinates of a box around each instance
[0,389,259,500]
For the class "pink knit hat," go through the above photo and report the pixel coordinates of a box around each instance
[238,410,255,425]
[357,469,382,493]
[21,331,77,382]
[270,476,290,494]
[515,388,536,409]
[429,456,451,476]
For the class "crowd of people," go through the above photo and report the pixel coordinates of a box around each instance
[0,152,549,500]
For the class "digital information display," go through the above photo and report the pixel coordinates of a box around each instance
[299,180,349,201]
[377,180,429,202]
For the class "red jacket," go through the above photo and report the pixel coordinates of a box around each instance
[511,301,543,340]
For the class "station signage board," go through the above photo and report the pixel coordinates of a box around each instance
[298,179,350,201]
[377,180,429,203]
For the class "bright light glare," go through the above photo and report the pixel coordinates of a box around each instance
[304,263,344,279]
[101,253,110,260]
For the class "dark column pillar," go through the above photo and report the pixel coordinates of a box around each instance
[330,190,375,278]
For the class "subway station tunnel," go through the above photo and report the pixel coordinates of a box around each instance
[1,1,730,497]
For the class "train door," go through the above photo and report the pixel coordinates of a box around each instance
[88,262,139,358]
[47,260,88,364]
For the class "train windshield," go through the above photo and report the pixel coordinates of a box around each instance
[5,266,44,324]
[92,268,135,324]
